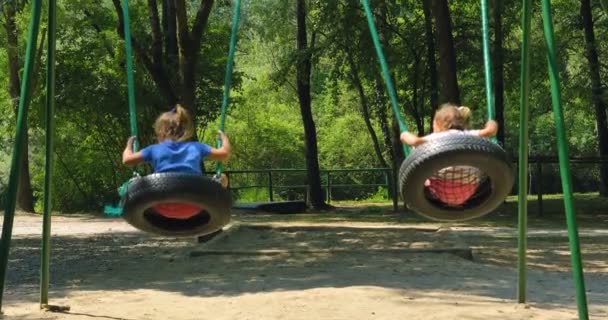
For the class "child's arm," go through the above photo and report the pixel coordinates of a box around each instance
[400,131,426,147]
[478,120,499,138]
[208,131,232,162]
[122,136,144,166]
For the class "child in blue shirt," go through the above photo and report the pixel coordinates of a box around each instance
[122,104,231,178]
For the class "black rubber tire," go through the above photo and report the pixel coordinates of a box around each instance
[399,134,514,221]
[122,173,232,237]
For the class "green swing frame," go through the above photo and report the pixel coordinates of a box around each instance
[0,1,590,319]
[363,0,587,317]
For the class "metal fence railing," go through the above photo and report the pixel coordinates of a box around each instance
[212,168,398,211]
[214,157,608,215]
[520,157,608,216]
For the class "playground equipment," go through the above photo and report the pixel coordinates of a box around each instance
[363,0,514,221]
[122,173,232,237]
[399,134,513,221]
[114,0,241,237]
[0,1,590,319]
[362,0,588,318]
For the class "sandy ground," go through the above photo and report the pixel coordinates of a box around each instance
[0,211,607,320]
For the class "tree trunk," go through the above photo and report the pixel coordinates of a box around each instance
[431,0,460,104]
[296,0,325,209]
[580,0,608,196]
[375,80,395,166]
[375,0,404,173]
[410,53,425,136]
[111,0,214,111]
[392,117,405,167]
[346,52,388,168]
[374,80,398,198]
[493,0,505,145]
[16,129,35,212]
[112,0,177,105]
[180,55,197,109]
[175,0,213,110]
[3,4,36,212]
[422,0,439,131]
[162,0,178,72]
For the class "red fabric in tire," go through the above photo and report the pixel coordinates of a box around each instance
[425,178,479,206]
[153,203,202,219]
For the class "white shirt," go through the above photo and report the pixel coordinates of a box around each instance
[423,129,481,142]
[420,129,484,183]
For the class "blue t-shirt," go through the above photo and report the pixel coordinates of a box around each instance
[141,141,212,174]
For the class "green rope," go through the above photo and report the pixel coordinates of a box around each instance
[480,0,495,120]
[216,0,242,176]
[122,0,139,151]
[106,0,139,217]
[480,0,498,143]
[360,0,409,157]
[480,0,494,121]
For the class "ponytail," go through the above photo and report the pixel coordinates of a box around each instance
[154,104,195,142]
[173,104,194,142]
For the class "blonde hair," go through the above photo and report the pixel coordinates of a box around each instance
[433,103,472,131]
[154,104,194,142]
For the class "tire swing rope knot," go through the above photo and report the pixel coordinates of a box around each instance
[121,173,232,237]
[398,134,514,221]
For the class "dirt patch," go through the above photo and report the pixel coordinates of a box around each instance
[0,212,607,320]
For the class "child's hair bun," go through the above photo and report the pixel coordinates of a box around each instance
[434,103,473,131]
[457,106,472,127]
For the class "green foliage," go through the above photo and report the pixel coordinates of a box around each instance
[1,0,608,212]
[233,187,271,203]
[361,186,390,203]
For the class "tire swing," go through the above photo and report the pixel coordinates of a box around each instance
[361,0,513,221]
[115,0,242,237]
[121,173,232,237]
[398,135,514,221]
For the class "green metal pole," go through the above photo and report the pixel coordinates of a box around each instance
[0,0,43,311]
[40,0,57,307]
[121,0,139,151]
[360,0,409,157]
[517,0,532,304]
[216,0,242,176]
[541,1,589,319]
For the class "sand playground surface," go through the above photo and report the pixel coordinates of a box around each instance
[0,207,607,320]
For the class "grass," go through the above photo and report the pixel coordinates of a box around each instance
[237,193,608,229]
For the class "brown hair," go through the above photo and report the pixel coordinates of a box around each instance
[154,104,194,142]
[433,103,472,131]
